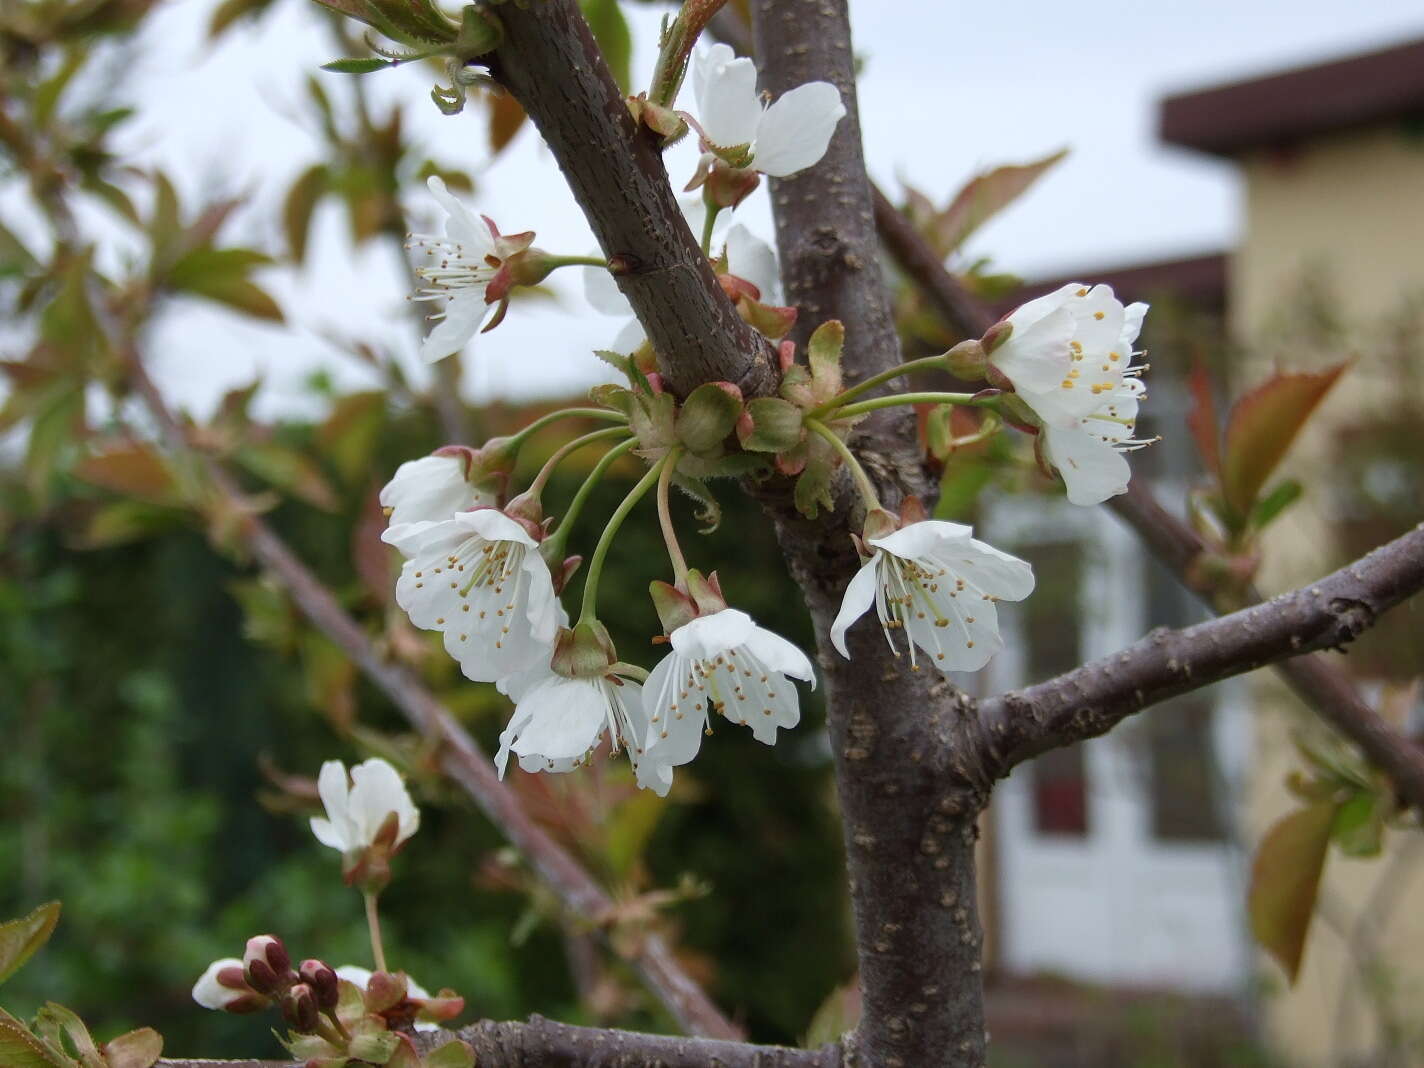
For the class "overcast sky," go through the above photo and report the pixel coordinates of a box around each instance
[117,0,1424,419]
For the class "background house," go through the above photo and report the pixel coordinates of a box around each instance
[984,37,1424,1065]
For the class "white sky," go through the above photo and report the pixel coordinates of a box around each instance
[113,0,1424,419]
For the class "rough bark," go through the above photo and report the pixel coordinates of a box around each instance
[487,0,778,399]
[751,2,991,1064]
[977,522,1424,775]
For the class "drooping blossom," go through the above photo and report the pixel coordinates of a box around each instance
[379,451,493,528]
[409,176,532,363]
[831,521,1034,671]
[309,757,420,856]
[641,608,814,773]
[494,663,671,796]
[690,43,845,177]
[384,509,560,683]
[988,282,1153,504]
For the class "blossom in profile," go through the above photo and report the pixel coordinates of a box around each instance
[641,608,814,774]
[988,283,1152,504]
[831,520,1034,671]
[384,509,561,683]
[379,450,493,529]
[690,43,845,177]
[309,757,420,857]
[192,958,267,1013]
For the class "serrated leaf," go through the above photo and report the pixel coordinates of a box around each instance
[0,1018,70,1068]
[802,976,861,1049]
[1248,801,1335,983]
[34,1004,99,1068]
[793,439,837,519]
[284,164,329,263]
[102,1027,162,1068]
[488,91,526,154]
[0,902,60,985]
[929,149,1067,257]
[1186,361,1220,477]
[1221,363,1347,520]
[671,473,721,533]
[347,1031,400,1064]
[739,396,803,453]
[1247,479,1302,532]
[675,382,742,455]
[580,0,632,91]
[807,319,845,401]
[627,391,677,455]
[322,57,397,74]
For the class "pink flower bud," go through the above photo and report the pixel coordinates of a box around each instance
[244,935,291,994]
[299,959,339,1011]
[282,983,319,1033]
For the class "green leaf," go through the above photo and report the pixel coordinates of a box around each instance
[1220,363,1347,520]
[807,319,845,401]
[0,1017,70,1068]
[927,148,1067,257]
[321,57,397,74]
[580,0,633,91]
[347,1031,400,1064]
[670,473,722,534]
[793,438,837,519]
[34,1004,100,1068]
[236,444,339,511]
[1185,361,1220,478]
[284,164,329,263]
[96,1028,161,1068]
[423,1040,475,1068]
[1247,479,1302,532]
[739,397,803,453]
[1330,792,1386,858]
[75,445,176,503]
[487,91,527,154]
[675,382,742,455]
[0,901,61,986]
[0,219,37,278]
[1248,801,1335,983]
[802,977,861,1049]
[164,244,282,321]
[934,460,994,521]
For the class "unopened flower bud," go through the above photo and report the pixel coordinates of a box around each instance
[299,960,339,1011]
[944,338,988,380]
[282,983,320,1033]
[192,958,270,1014]
[244,935,292,994]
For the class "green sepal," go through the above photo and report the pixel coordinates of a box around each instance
[347,1030,400,1065]
[649,580,697,634]
[675,382,743,455]
[551,622,618,678]
[685,569,727,615]
[424,1039,476,1068]
[738,396,804,453]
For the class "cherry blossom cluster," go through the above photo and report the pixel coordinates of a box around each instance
[371,45,1155,794]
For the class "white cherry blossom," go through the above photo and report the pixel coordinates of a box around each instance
[641,608,814,773]
[690,44,845,177]
[309,757,420,855]
[495,667,670,795]
[989,283,1152,505]
[379,453,491,529]
[409,176,499,363]
[831,521,1034,671]
[384,509,560,683]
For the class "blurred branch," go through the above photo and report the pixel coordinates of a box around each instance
[977,522,1424,791]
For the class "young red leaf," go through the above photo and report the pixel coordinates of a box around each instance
[1185,360,1221,478]
[1248,801,1335,983]
[1220,363,1347,519]
[930,148,1068,257]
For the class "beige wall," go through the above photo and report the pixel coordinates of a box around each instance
[1232,121,1424,1066]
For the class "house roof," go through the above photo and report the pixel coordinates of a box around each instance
[987,252,1228,319]
[1160,37,1424,158]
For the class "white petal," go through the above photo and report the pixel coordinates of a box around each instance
[420,290,487,364]
[381,518,448,556]
[930,539,1036,602]
[904,594,1003,673]
[1121,301,1149,348]
[670,608,756,659]
[314,760,353,852]
[582,264,631,317]
[870,519,974,561]
[690,44,737,109]
[696,52,761,148]
[379,455,484,529]
[608,317,647,355]
[333,965,374,988]
[192,958,246,1010]
[642,654,707,767]
[1066,284,1124,353]
[348,758,419,848]
[725,224,781,305]
[1004,282,1082,335]
[742,626,816,684]
[508,677,609,762]
[752,81,845,177]
[991,306,1075,397]
[425,175,491,254]
[453,508,540,549]
[1044,423,1132,506]
[830,555,880,658]
[308,817,347,852]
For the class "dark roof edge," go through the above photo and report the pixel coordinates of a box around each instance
[987,252,1229,319]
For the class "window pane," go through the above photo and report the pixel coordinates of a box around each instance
[1033,743,1089,836]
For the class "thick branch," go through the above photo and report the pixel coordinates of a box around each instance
[123,361,738,1040]
[485,0,777,398]
[155,1015,837,1068]
[751,3,991,1065]
[977,522,1424,776]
